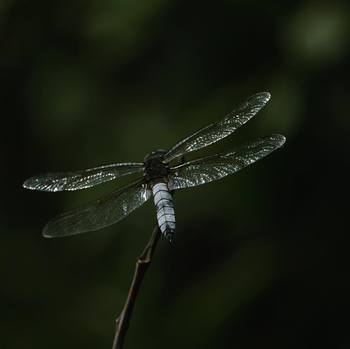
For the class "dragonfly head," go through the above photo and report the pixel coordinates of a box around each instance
[143,149,167,162]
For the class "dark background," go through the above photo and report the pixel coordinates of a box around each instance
[1,0,349,348]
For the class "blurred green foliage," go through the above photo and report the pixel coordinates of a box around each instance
[1,0,349,348]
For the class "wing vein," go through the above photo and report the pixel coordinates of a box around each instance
[168,134,286,190]
[23,162,144,192]
[43,179,151,237]
[164,92,271,163]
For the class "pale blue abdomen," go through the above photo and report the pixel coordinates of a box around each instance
[152,182,175,242]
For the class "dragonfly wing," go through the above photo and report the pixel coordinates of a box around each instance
[43,179,151,237]
[168,134,286,190]
[23,162,144,192]
[164,92,271,163]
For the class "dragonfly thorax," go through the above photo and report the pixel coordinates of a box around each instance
[144,150,169,181]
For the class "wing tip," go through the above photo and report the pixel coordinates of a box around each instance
[22,176,63,192]
[42,223,54,238]
[244,92,271,111]
[22,178,36,190]
[43,222,69,238]
[42,232,54,238]
[254,91,271,104]
[270,134,287,148]
[23,176,51,191]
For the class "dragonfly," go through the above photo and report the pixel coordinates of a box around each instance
[23,92,286,242]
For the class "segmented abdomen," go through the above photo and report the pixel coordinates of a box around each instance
[152,182,175,242]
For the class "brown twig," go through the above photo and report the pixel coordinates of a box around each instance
[111,224,161,349]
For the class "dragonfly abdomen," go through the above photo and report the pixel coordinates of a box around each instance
[152,182,175,242]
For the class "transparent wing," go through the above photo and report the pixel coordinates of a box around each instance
[168,134,286,190]
[164,92,271,163]
[43,179,151,238]
[23,162,144,192]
